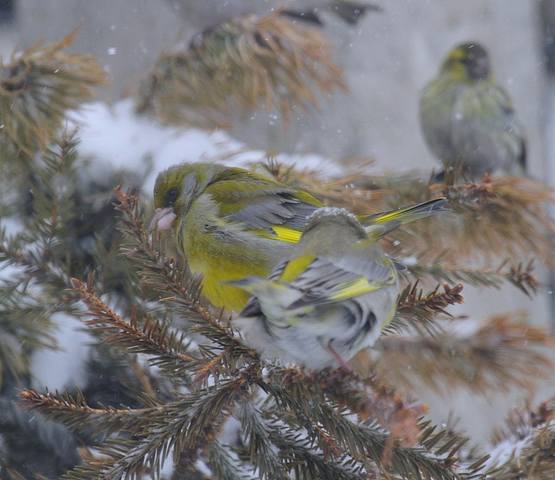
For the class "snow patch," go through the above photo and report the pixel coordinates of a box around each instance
[30,312,92,391]
[73,100,343,197]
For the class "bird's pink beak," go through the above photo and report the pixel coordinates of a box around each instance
[148,207,177,232]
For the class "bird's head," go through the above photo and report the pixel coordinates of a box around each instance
[150,162,226,232]
[441,42,491,82]
[300,207,367,254]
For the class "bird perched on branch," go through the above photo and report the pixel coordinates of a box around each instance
[231,207,399,369]
[419,42,526,179]
[151,162,446,312]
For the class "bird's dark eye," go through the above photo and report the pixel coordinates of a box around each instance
[164,187,179,207]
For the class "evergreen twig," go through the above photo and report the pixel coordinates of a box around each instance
[405,259,539,297]
[385,282,464,336]
[136,11,346,128]
[377,315,554,394]
[0,31,105,156]
[486,399,555,479]
[70,277,196,379]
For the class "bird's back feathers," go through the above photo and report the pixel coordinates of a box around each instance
[205,170,322,241]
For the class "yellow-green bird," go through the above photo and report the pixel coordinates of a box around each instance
[151,162,446,312]
[420,42,526,178]
[231,207,399,369]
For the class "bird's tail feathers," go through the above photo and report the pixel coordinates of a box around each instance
[362,197,448,239]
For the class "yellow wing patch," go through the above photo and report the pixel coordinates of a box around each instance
[271,226,302,244]
[280,255,316,282]
[329,277,384,301]
[370,209,406,224]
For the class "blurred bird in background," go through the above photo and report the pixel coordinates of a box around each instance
[151,162,446,314]
[420,42,526,180]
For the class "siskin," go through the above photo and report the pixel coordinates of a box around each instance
[151,162,446,312]
[231,207,398,369]
[419,42,526,179]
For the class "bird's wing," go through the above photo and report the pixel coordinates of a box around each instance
[360,197,447,239]
[278,246,397,310]
[452,83,526,171]
[206,171,321,243]
[238,259,289,321]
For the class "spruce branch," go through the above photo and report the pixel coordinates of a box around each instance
[0,287,56,387]
[266,421,367,480]
[0,397,80,478]
[19,389,155,435]
[438,175,555,263]
[503,260,539,297]
[69,277,196,380]
[380,175,555,266]
[114,187,257,363]
[136,11,346,129]
[377,314,554,394]
[486,399,555,479]
[385,282,464,336]
[24,375,251,480]
[260,367,471,480]
[404,258,539,297]
[267,366,424,438]
[208,441,254,480]
[0,135,85,386]
[68,377,247,480]
[1,131,97,297]
[236,401,290,480]
[0,31,105,156]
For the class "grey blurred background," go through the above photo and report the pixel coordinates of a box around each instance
[2,1,547,173]
[1,0,555,440]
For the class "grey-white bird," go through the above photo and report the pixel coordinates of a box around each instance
[232,207,399,370]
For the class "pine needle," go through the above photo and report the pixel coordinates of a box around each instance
[136,12,346,129]
[487,399,555,479]
[386,282,465,336]
[376,314,554,394]
[0,31,106,156]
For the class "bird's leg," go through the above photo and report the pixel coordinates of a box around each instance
[326,341,353,372]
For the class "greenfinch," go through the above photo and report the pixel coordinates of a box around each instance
[231,207,399,369]
[151,162,322,311]
[419,42,526,178]
[151,162,446,312]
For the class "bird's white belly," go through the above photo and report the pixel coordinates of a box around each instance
[234,286,396,369]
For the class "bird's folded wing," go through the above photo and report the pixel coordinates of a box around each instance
[281,254,396,311]
[208,177,321,241]
[453,84,526,167]
[361,197,447,239]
